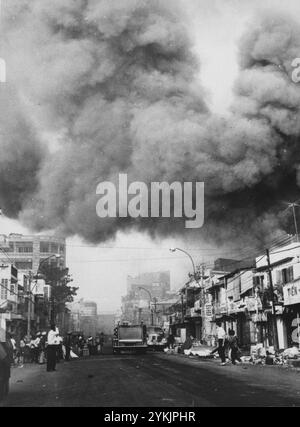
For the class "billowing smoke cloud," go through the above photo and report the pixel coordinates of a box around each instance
[1,1,300,247]
[0,86,45,217]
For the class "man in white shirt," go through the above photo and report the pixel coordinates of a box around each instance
[216,321,227,365]
[211,321,227,365]
[47,324,58,372]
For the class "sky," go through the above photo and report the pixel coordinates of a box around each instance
[1,0,300,312]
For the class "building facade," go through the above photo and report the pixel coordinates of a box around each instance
[0,234,67,340]
[0,234,66,274]
[122,271,172,326]
[166,241,300,352]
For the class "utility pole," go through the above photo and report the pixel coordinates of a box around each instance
[291,203,299,242]
[266,249,279,350]
[27,271,33,338]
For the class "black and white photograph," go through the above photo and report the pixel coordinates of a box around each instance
[0,0,300,411]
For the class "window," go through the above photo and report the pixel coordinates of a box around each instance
[1,279,8,300]
[40,242,50,253]
[50,243,58,253]
[2,243,14,252]
[253,275,264,287]
[15,261,33,270]
[10,285,15,296]
[282,266,294,284]
[16,242,33,253]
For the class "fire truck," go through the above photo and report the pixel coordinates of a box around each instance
[112,322,148,354]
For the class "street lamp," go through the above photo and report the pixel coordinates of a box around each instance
[169,247,200,286]
[27,254,61,337]
[138,286,156,326]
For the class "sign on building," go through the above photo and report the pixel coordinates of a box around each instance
[283,280,300,306]
[205,303,213,318]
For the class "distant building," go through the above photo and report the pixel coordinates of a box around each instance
[122,271,171,326]
[67,299,98,337]
[127,271,170,298]
[80,300,97,317]
[97,313,115,335]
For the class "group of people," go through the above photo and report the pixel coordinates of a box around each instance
[166,321,242,365]
[71,333,105,358]
[8,327,77,371]
[9,332,49,366]
[211,321,242,365]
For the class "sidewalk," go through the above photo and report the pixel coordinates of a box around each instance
[160,349,300,374]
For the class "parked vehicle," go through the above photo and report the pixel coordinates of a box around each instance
[113,323,147,354]
[0,341,11,403]
[147,326,167,351]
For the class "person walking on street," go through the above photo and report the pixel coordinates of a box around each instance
[9,335,17,365]
[18,338,26,367]
[38,333,47,365]
[99,333,105,355]
[64,332,72,362]
[47,324,58,372]
[211,321,227,365]
[56,334,63,363]
[167,333,175,349]
[228,329,241,365]
[87,336,93,356]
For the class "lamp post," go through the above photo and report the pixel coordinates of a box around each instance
[170,248,205,336]
[169,247,200,286]
[138,286,156,326]
[27,254,61,337]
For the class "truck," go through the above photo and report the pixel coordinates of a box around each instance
[112,323,148,354]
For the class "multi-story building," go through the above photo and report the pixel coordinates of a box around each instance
[122,271,171,326]
[167,240,300,352]
[0,233,66,274]
[97,313,115,335]
[0,234,67,338]
[0,261,25,339]
[67,300,98,337]
[127,271,170,298]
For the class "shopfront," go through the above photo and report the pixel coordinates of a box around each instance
[283,280,300,347]
[283,305,300,347]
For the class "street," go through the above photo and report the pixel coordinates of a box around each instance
[3,347,300,407]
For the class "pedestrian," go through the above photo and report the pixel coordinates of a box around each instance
[99,332,105,355]
[47,324,59,372]
[9,334,17,365]
[228,329,241,365]
[87,336,93,356]
[167,333,175,349]
[211,321,227,365]
[29,335,36,363]
[34,333,42,363]
[64,332,72,362]
[23,337,31,364]
[78,336,84,357]
[18,337,26,367]
[38,333,47,365]
[56,334,63,363]
[182,335,194,352]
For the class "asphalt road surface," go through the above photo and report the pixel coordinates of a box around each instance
[3,348,300,407]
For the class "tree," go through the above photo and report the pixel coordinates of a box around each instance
[38,264,78,319]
